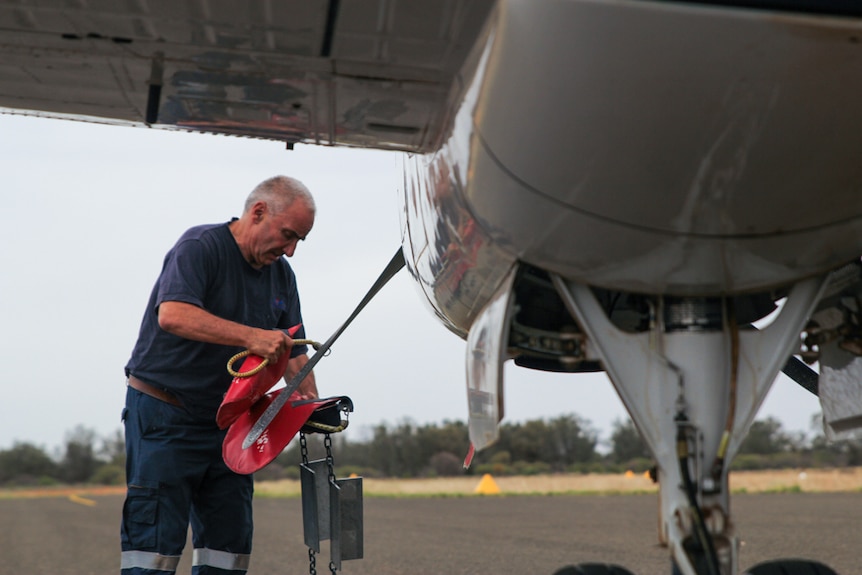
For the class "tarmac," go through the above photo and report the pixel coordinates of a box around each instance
[0,490,857,574]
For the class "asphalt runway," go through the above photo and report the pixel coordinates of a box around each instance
[0,492,857,574]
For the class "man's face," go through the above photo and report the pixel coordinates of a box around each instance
[249,200,314,268]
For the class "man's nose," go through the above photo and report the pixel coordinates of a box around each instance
[283,240,298,257]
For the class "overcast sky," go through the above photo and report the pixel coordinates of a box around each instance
[0,113,825,454]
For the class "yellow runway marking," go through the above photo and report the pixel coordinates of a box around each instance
[68,493,97,506]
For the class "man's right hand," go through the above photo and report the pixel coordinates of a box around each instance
[246,328,293,364]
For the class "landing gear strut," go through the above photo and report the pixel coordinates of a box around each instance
[550,273,837,575]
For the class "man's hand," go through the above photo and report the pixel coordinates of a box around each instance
[246,329,293,364]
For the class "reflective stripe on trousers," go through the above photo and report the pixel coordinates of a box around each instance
[121,550,181,572]
[193,548,251,571]
[120,548,250,573]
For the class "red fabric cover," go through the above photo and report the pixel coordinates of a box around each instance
[216,324,302,429]
[222,388,318,474]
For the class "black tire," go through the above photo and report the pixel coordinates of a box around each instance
[745,559,839,575]
[553,563,637,575]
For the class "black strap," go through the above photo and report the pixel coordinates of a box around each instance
[242,248,405,448]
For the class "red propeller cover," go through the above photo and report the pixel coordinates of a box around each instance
[216,324,302,429]
[222,388,318,474]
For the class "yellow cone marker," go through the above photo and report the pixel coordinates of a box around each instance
[474,473,501,495]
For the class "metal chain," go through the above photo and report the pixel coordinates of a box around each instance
[301,432,316,575]
[324,434,339,574]
[299,431,338,575]
[302,433,340,574]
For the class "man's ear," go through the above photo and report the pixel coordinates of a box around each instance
[252,201,267,222]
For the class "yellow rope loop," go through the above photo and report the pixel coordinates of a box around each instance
[227,350,268,378]
[293,338,322,351]
[226,339,323,378]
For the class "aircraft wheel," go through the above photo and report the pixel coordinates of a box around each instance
[553,563,636,575]
[745,559,839,575]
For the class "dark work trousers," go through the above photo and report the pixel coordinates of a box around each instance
[120,387,254,574]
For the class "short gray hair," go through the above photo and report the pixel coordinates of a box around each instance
[244,176,315,215]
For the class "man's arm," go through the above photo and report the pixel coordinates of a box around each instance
[285,353,319,400]
[158,301,292,364]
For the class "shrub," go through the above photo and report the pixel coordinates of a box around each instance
[90,464,125,485]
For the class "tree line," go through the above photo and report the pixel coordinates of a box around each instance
[0,415,859,487]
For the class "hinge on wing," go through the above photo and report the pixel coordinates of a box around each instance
[146,52,164,125]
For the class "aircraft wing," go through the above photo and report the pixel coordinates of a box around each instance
[0,0,494,152]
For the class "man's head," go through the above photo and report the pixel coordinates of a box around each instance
[236,176,316,268]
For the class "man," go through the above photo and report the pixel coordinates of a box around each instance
[121,175,318,574]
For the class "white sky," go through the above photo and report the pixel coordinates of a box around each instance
[0,113,824,454]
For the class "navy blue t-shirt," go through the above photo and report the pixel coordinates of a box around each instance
[125,221,308,421]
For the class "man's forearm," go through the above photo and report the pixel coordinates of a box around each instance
[158,301,291,362]
[158,301,256,347]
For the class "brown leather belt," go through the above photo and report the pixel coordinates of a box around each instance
[127,375,182,407]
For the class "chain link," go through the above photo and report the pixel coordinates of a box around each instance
[324,433,336,484]
[308,547,317,575]
[300,432,309,465]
